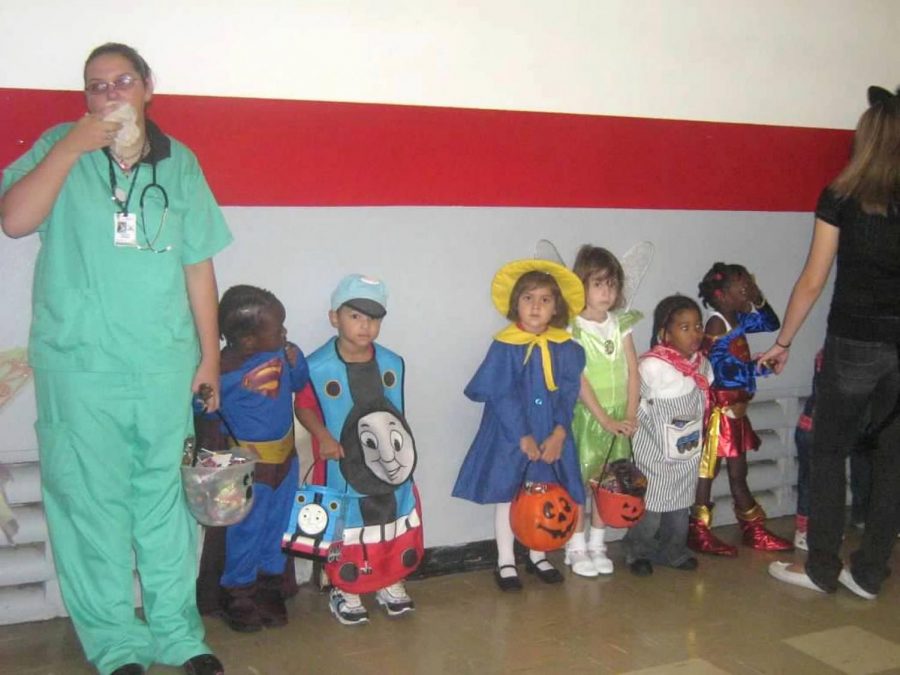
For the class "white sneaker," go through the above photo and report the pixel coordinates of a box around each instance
[838,567,877,600]
[564,548,599,577]
[793,529,808,552]
[329,589,369,625]
[768,561,825,593]
[375,582,415,616]
[589,546,614,575]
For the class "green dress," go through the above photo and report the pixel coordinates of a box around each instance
[571,310,642,483]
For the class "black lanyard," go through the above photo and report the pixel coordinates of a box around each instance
[107,156,142,214]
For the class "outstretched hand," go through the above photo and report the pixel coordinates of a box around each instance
[755,344,790,374]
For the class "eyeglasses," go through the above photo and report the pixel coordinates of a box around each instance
[85,74,138,95]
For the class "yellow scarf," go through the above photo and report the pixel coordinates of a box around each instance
[494,324,572,392]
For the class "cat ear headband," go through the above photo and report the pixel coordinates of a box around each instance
[868,85,899,107]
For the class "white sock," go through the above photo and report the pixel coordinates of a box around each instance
[529,549,548,565]
[494,503,517,577]
[588,526,607,550]
[567,531,587,552]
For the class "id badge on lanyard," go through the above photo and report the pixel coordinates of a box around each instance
[109,158,141,248]
[113,212,138,247]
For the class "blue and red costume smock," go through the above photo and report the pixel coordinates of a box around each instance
[296,338,423,595]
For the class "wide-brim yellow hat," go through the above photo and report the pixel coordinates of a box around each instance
[491,259,585,318]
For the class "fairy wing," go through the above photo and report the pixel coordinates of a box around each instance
[620,241,654,310]
[534,239,654,310]
[534,239,566,265]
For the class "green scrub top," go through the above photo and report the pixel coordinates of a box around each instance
[2,121,233,374]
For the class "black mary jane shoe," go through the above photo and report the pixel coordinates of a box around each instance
[525,558,564,584]
[111,665,144,675]
[494,564,523,592]
[183,654,225,675]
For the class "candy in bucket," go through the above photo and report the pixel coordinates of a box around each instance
[180,436,258,527]
[592,458,647,528]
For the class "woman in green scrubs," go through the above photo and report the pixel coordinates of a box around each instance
[1,43,231,675]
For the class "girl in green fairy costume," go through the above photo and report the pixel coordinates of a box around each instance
[565,245,642,577]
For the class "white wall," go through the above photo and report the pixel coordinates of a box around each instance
[1,1,899,129]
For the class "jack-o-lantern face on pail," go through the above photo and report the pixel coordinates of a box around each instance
[596,488,645,528]
[592,459,647,529]
[510,482,576,551]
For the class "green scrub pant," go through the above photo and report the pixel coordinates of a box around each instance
[34,370,210,674]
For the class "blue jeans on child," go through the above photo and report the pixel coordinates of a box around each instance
[623,508,692,567]
[807,335,900,594]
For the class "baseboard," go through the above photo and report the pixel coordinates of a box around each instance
[408,539,497,580]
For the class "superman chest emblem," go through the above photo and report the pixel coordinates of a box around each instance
[242,357,283,398]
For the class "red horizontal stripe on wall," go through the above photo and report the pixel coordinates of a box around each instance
[1,88,851,210]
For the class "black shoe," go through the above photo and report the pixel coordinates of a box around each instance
[256,573,289,627]
[674,556,698,571]
[493,564,523,591]
[111,665,144,675]
[221,584,263,633]
[184,654,225,675]
[525,558,564,584]
[629,559,653,577]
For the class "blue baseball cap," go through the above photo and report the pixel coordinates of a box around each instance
[330,274,388,318]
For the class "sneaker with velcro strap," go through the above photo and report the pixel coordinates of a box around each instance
[375,582,415,616]
[329,588,369,626]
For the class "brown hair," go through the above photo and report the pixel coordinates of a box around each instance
[830,92,900,215]
[572,244,625,310]
[84,43,152,83]
[506,270,570,328]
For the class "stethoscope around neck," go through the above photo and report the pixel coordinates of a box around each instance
[108,154,172,253]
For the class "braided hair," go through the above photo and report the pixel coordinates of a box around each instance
[697,262,747,310]
[219,285,281,345]
[650,294,702,348]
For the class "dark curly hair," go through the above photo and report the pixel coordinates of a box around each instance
[219,285,281,345]
[650,294,702,348]
[697,262,747,309]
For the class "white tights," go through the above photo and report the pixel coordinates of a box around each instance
[494,502,548,577]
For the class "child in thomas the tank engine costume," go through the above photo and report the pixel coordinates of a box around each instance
[295,274,423,626]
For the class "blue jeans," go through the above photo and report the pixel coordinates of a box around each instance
[623,508,692,568]
[807,335,900,593]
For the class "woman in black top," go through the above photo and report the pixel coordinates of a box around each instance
[762,85,900,599]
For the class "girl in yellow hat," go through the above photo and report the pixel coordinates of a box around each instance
[453,259,586,591]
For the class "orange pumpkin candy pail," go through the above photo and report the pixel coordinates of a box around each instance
[509,481,577,551]
[592,458,648,529]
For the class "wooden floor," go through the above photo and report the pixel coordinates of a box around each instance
[3,517,899,675]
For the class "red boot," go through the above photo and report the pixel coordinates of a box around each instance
[688,504,738,557]
[736,503,794,551]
